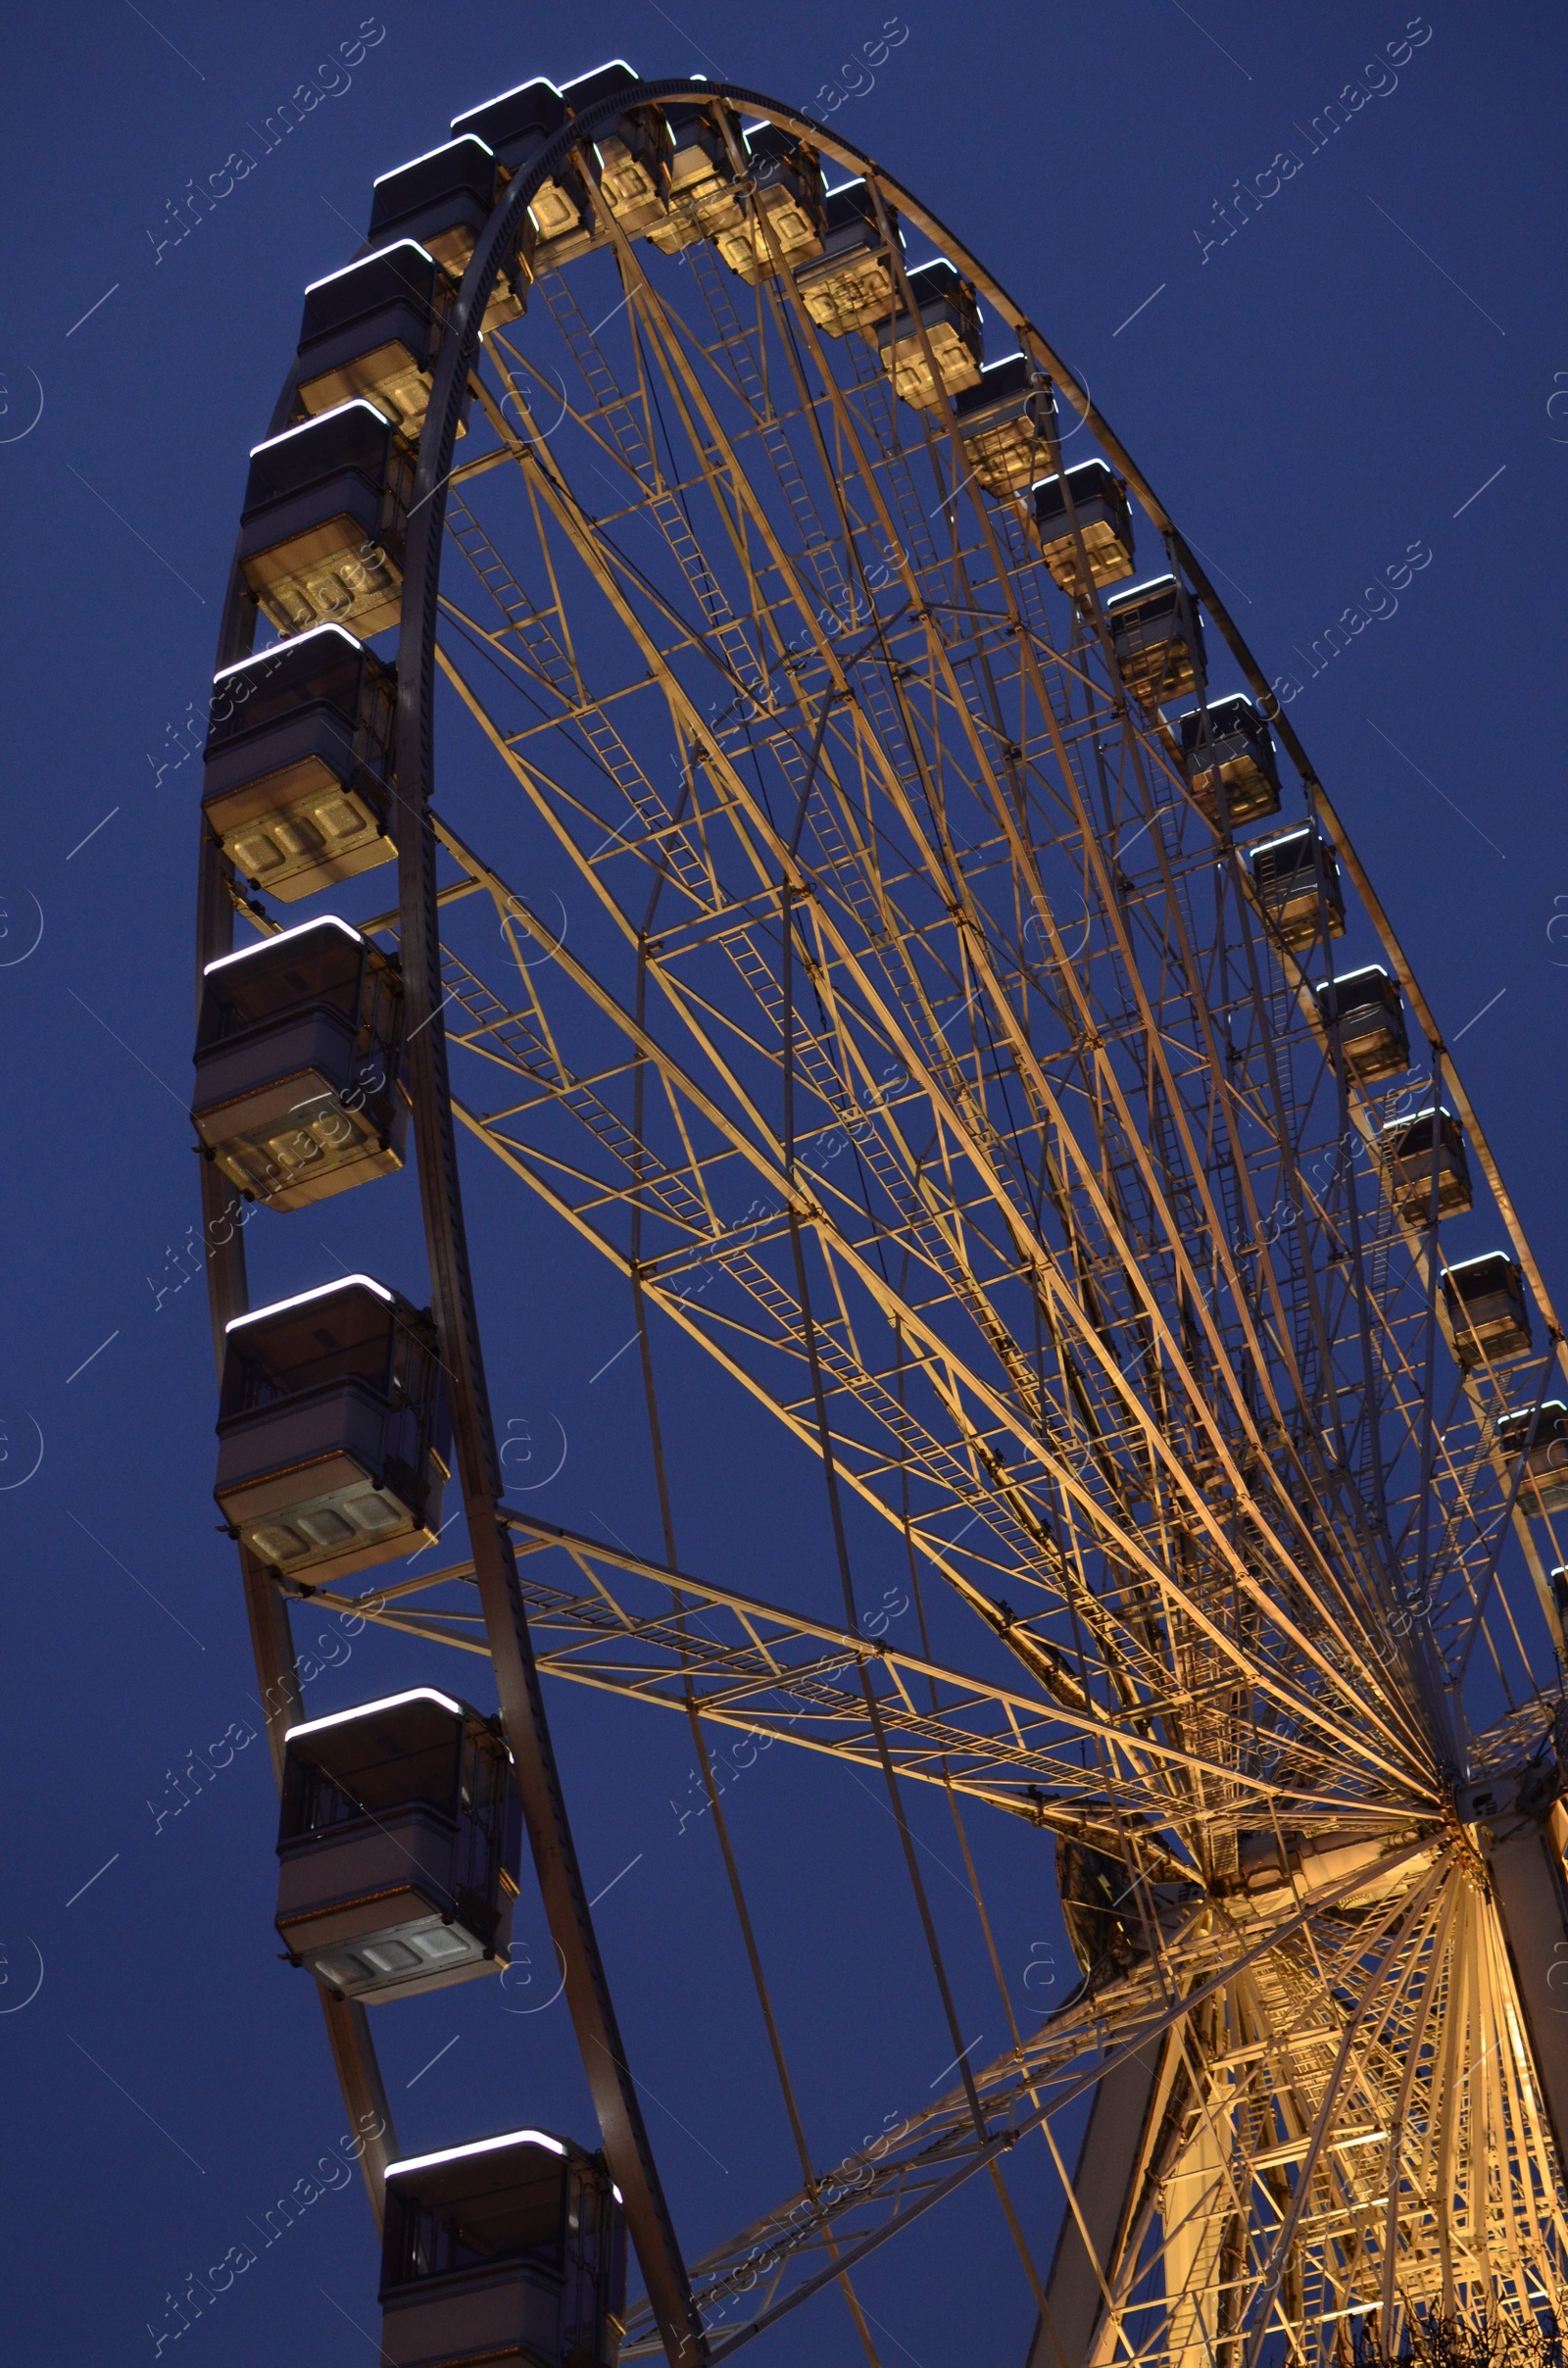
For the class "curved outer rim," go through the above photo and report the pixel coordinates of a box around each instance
[197,73,1563,2361]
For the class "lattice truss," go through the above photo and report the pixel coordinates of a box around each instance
[306,132,1568,2365]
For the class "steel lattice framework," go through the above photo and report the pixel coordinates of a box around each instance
[199,69,1568,2368]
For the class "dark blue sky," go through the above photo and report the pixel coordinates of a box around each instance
[0,4,1562,2363]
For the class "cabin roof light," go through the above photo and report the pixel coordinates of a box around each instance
[562,59,639,90]
[385,2129,568,2179]
[224,1274,394,1332]
[247,398,389,459]
[451,76,563,123]
[285,1687,464,1744]
[202,915,366,976]
[212,623,363,684]
[303,241,437,295]
[371,136,495,186]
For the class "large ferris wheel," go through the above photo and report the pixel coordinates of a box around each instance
[192,57,1568,2368]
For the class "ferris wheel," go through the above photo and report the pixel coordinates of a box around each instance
[193,58,1568,2368]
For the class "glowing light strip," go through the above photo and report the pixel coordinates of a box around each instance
[285,1687,463,1743]
[304,239,436,294]
[224,1274,393,1332]
[212,621,360,683]
[386,2129,567,2179]
[1106,571,1179,604]
[203,914,363,975]
[372,135,493,185]
[249,397,388,459]
[562,58,639,93]
[451,75,561,128]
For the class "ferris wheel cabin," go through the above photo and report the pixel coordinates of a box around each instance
[546,64,655,264]
[449,79,595,270]
[1179,693,1282,828]
[239,400,415,641]
[588,68,675,241]
[1380,1106,1474,1223]
[878,258,983,409]
[277,1689,518,2002]
[1243,825,1347,953]
[1442,1252,1533,1370]
[651,101,747,252]
[202,626,396,900]
[796,178,905,337]
[1104,573,1205,708]
[215,1274,449,1583]
[1030,461,1135,598]
[193,916,408,1209]
[1310,965,1410,1081]
[1498,1402,1568,1520]
[716,123,825,281]
[369,136,533,331]
[292,243,457,446]
[953,354,1054,492]
[379,2129,625,2368]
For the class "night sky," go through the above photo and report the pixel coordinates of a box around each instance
[0,4,1561,2363]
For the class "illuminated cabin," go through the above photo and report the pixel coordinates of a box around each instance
[715,123,825,282]
[1311,966,1409,1082]
[380,2129,625,2368]
[1498,1402,1568,1520]
[795,178,903,336]
[877,259,983,409]
[1031,461,1135,594]
[1179,694,1282,827]
[1443,1253,1531,1370]
[277,1690,518,2003]
[1104,574,1203,708]
[368,137,532,331]
[449,77,599,271]
[202,625,395,899]
[238,401,414,641]
[953,355,1053,493]
[215,1275,449,1584]
[648,100,744,252]
[294,244,454,443]
[192,917,408,1210]
[565,62,668,239]
[1243,825,1346,953]
[1380,1106,1473,1223]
